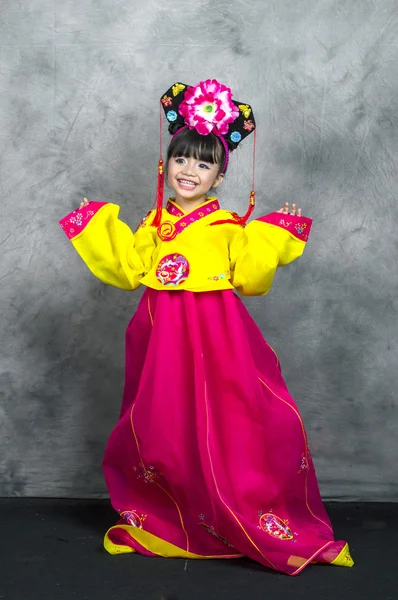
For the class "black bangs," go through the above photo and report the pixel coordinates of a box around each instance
[167,128,226,170]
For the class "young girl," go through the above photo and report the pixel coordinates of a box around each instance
[59,79,353,576]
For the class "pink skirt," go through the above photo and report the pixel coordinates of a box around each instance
[102,289,353,575]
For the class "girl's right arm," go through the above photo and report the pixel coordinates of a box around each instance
[59,200,157,290]
[229,203,312,296]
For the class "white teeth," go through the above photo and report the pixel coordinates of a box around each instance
[179,179,196,186]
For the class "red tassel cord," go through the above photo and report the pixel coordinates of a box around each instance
[209,190,255,227]
[151,158,164,227]
[151,102,165,227]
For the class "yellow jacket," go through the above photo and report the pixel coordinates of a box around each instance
[59,197,312,296]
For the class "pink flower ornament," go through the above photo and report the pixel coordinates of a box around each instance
[179,79,239,136]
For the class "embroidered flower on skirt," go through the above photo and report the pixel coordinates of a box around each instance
[297,449,311,475]
[132,464,162,483]
[120,510,147,528]
[259,513,294,541]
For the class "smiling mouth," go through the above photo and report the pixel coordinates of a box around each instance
[177,179,198,189]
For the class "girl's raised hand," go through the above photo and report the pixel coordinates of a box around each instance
[79,197,90,210]
[277,202,302,217]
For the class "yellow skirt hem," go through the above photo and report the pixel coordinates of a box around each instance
[103,524,243,559]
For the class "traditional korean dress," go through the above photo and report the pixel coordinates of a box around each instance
[59,196,353,576]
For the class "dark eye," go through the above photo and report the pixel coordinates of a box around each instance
[198,163,210,169]
[175,157,185,164]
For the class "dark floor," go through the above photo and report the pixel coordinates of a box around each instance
[0,500,396,600]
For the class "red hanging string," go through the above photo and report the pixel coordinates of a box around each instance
[252,127,256,191]
[233,127,257,224]
[210,128,257,228]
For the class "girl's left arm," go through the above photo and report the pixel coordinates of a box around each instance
[229,212,312,296]
[59,201,157,290]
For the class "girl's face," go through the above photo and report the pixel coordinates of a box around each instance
[167,156,224,208]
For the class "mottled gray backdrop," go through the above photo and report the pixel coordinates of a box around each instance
[1,1,397,500]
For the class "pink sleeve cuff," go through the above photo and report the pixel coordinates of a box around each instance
[256,212,313,242]
[59,201,107,239]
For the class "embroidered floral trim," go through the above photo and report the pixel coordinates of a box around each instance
[238,104,252,118]
[243,119,255,131]
[165,197,218,218]
[278,218,292,228]
[172,83,186,96]
[159,200,220,242]
[230,131,242,143]
[208,271,229,282]
[256,213,313,242]
[161,95,172,107]
[295,222,307,236]
[167,110,178,122]
[165,201,184,218]
[59,201,107,240]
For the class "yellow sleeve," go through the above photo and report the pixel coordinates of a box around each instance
[230,212,312,296]
[59,202,157,290]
